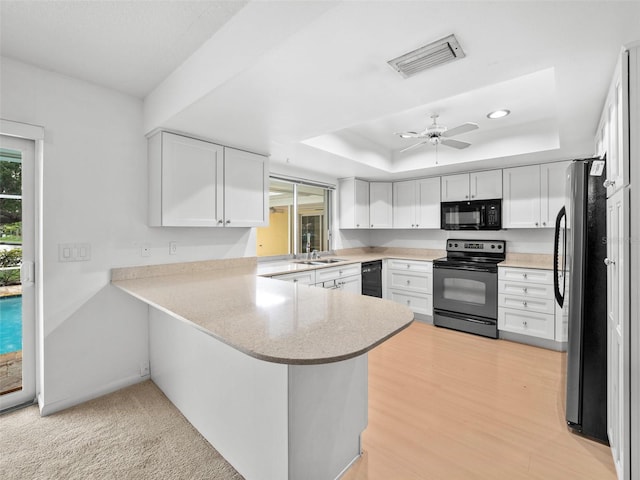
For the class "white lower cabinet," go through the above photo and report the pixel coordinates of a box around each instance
[271,270,316,285]
[314,263,362,293]
[498,267,563,342]
[384,259,432,316]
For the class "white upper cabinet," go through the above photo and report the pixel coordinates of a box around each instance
[148,131,268,227]
[503,162,569,229]
[440,173,469,201]
[223,147,269,227]
[339,178,370,229]
[441,170,502,202]
[540,161,571,228]
[369,182,393,228]
[393,177,440,229]
[597,49,630,197]
[503,165,541,228]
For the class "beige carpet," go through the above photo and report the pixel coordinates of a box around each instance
[0,380,243,479]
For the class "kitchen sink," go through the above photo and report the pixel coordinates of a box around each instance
[295,258,346,265]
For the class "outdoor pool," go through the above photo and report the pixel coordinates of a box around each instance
[0,296,22,355]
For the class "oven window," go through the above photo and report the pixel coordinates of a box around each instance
[442,278,486,304]
[445,210,480,226]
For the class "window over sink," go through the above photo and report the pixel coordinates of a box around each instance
[256,177,333,258]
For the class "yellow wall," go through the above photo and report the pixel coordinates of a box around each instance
[257,209,289,256]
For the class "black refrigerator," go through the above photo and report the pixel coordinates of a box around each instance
[553,158,608,443]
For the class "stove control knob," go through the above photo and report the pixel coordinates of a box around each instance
[498,245,503,249]
[448,243,452,247]
[491,245,495,249]
[454,243,459,247]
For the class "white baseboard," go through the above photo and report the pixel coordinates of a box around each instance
[38,374,149,416]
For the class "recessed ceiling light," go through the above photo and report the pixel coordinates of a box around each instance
[487,109,510,119]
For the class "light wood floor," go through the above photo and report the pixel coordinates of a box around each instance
[342,321,615,480]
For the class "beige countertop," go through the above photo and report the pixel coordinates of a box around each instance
[112,258,414,366]
[257,247,446,277]
[498,253,554,270]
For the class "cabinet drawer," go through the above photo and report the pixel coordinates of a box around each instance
[388,271,432,293]
[498,293,555,315]
[498,308,555,340]
[386,259,432,273]
[315,263,361,283]
[387,289,432,316]
[498,280,553,299]
[272,271,316,285]
[499,267,552,284]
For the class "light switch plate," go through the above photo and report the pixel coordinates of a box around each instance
[58,243,91,262]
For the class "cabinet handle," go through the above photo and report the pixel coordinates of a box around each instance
[523,301,528,307]
[471,195,475,199]
[371,224,374,227]
[603,179,616,188]
[217,219,223,225]
[406,280,411,285]
[406,299,411,305]
[523,321,528,327]
[293,279,298,283]
[339,270,343,275]
[523,287,528,293]
[535,222,539,227]
[406,264,411,269]
[356,224,360,228]
[411,224,415,227]
[465,195,469,199]
[542,222,546,226]
[523,273,528,279]
[226,219,231,224]
[604,257,616,266]
[415,224,419,227]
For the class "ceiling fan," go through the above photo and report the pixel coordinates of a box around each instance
[395,114,479,153]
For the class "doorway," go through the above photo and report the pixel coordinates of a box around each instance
[0,135,36,410]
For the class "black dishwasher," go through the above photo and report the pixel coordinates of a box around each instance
[361,260,382,298]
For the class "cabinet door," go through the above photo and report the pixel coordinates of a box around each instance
[470,170,502,200]
[160,132,224,227]
[223,148,268,227]
[540,161,571,228]
[339,275,362,294]
[503,165,541,228]
[604,51,629,197]
[606,189,629,479]
[369,182,393,228]
[415,177,440,228]
[339,178,369,229]
[393,180,416,228]
[441,173,470,201]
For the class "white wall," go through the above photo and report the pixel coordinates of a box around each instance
[1,57,257,413]
[369,228,554,254]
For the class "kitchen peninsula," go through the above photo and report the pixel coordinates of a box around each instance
[111,257,413,480]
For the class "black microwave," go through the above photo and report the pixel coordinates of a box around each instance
[441,199,502,230]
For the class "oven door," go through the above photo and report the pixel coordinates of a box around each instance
[433,265,498,319]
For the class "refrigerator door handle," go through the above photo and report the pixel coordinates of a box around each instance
[553,206,566,308]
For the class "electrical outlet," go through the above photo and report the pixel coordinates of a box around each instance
[140,362,150,377]
[141,244,151,257]
[169,241,177,255]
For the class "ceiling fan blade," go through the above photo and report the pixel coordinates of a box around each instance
[399,140,429,153]
[441,138,471,149]
[442,122,478,138]
[394,131,422,138]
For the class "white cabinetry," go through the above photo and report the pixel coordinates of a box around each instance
[596,50,629,198]
[314,263,362,294]
[385,259,432,316]
[271,270,316,285]
[392,177,440,229]
[498,267,563,342]
[503,162,570,229]
[369,182,393,228]
[339,178,369,229]
[148,131,268,227]
[441,170,502,202]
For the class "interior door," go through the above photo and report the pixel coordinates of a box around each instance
[0,135,36,411]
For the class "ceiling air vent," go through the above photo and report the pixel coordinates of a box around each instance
[387,34,465,78]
